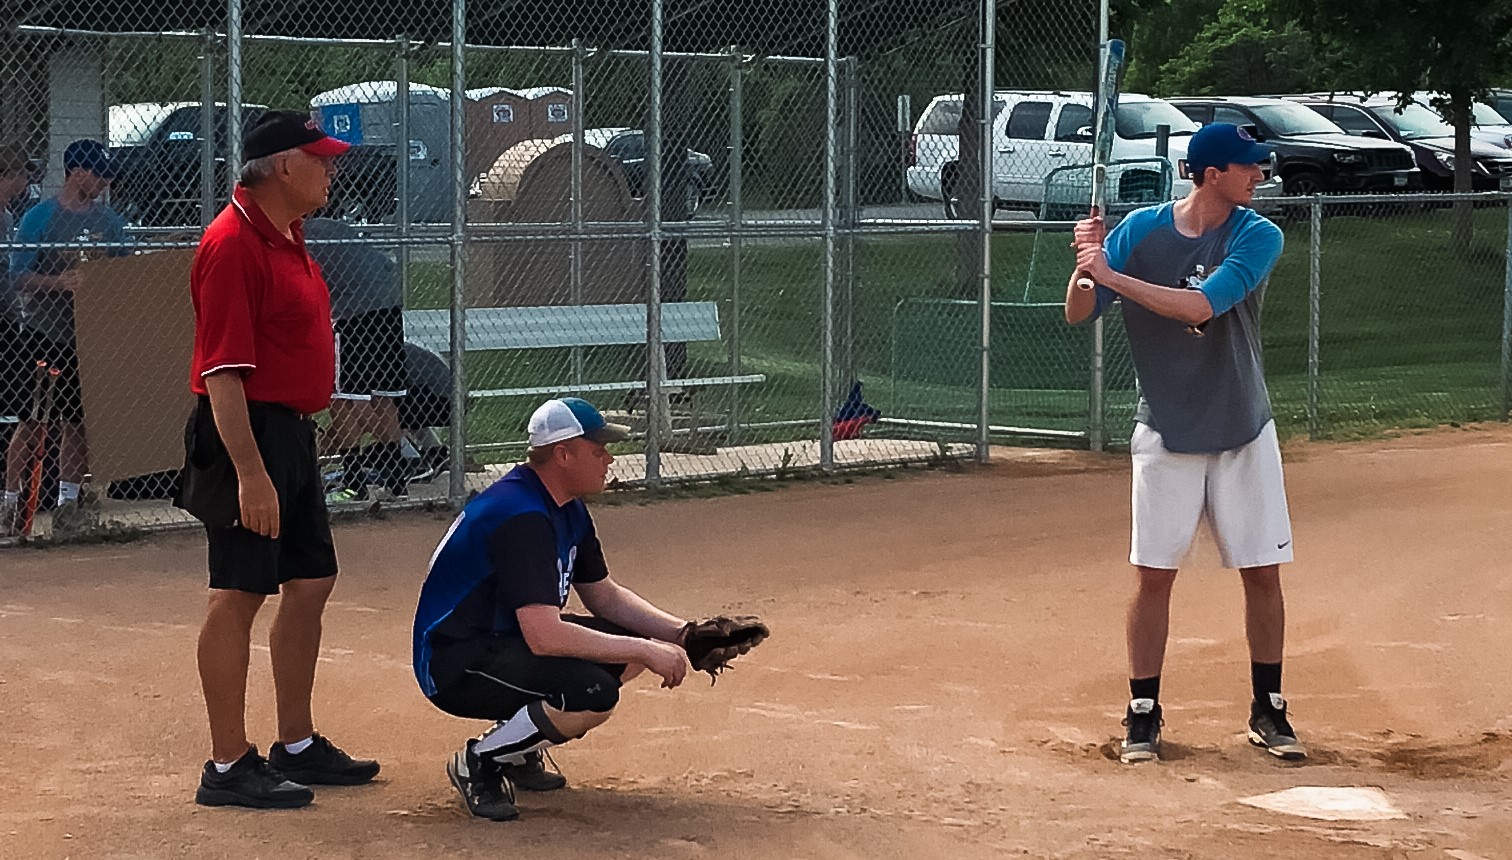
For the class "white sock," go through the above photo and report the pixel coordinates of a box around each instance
[213,760,235,773]
[283,736,314,755]
[474,701,568,761]
[2,490,17,506]
[57,482,80,505]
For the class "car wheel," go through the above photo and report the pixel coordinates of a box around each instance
[941,167,962,219]
[1283,171,1325,197]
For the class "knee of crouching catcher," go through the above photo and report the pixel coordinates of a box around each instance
[568,675,621,714]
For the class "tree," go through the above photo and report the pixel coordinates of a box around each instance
[1268,0,1512,245]
[1152,6,1335,96]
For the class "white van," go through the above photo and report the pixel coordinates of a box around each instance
[908,90,1229,218]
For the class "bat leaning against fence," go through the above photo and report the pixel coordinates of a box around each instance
[16,360,60,538]
[1075,37,1127,292]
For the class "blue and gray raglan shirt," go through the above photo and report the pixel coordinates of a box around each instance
[411,464,609,697]
[1081,201,1284,454]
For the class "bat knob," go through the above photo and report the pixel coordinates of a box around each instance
[1075,277,1095,291]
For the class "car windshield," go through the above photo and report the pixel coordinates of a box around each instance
[1250,102,1341,135]
[1472,101,1510,128]
[1116,100,1198,138]
[1372,102,1454,139]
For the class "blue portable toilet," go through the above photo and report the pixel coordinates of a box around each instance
[310,81,451,223]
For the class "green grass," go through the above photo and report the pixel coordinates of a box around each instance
[406,204,1511,451]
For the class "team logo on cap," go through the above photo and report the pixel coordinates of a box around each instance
[1237,126,1256,141]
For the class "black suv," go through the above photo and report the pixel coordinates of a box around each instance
[1286,93,1512,192]
[110,102,400,226]
[1169,96,1420,196]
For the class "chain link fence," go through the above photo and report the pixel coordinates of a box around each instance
[3,1,1510,545]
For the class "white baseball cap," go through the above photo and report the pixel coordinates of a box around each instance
[527,397,631,447]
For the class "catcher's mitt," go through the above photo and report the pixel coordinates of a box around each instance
[680,615,770,683]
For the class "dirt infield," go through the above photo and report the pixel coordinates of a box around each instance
[4,425,1512,859]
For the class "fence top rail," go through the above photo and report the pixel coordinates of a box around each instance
[13,24,833,63]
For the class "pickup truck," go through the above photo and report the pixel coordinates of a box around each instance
[108,102,397,226]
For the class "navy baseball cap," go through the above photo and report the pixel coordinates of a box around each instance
[1185,122,1271,175]
[63,139,118,180]
[243,110,351,160]
[527,397,630,447]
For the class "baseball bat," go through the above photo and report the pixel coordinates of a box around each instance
[1075,38,1127,292]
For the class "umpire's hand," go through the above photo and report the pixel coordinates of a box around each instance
[238,468,280,539]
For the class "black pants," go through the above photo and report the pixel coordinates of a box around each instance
[427,615,634,719]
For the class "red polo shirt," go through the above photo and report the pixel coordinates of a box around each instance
[188,185,336,415]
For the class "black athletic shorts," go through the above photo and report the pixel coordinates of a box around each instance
[0,319,27,420]
[334,307,408,400]
[10,331,84,424]
[426,615,636,719]
[178,397,339,595]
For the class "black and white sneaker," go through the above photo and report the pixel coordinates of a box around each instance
[448,741,519,821]
[1120,698,1163,763]
[1248,693,1308,760]
[499,749,567,792]
[269,734,381,785]
[196,746,314,809]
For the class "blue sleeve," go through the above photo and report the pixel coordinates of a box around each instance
[10,201,53,275]
[1198,212,1283,316]
[1077,204,1164,324]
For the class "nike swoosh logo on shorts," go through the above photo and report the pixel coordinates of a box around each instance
[1277,540,1291,549]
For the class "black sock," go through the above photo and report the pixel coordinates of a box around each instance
[1129,675,1161,704]
[1251,661,1282,704]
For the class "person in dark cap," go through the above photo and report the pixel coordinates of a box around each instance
[1066,122,1302,765]
[176,110,378,809]
[2,138,128,537]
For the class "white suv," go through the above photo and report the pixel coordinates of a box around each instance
[908,90,1207,218]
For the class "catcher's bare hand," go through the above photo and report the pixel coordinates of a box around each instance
[641,640,689,689]
[237,469,280,539]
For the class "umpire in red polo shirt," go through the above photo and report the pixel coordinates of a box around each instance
[176,111,380,809]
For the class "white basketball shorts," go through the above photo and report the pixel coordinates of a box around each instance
[1129,419,1293,570]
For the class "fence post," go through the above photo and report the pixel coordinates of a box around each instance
[447,0,468,506]
[226,0,242,198]
[570,38,586,387]
[395,35,411,333]
[198,30,217,229]
[820,0,839,471]
[727,46,744,444]
[646,0,666,485]
[842,55,859,389]
[976,0,995,463]
[1502,192,1512,419]
[1308,195,1322,438]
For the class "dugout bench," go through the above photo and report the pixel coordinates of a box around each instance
[401,301,765,405]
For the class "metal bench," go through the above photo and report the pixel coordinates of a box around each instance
[401,301,765,399]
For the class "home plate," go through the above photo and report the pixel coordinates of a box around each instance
[1237,787,1407,821]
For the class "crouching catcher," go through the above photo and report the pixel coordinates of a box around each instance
[412,397,768,821]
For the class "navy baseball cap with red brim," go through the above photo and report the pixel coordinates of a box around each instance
[244,110,352,160]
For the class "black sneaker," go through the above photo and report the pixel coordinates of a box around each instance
[498,749,567,792]
[196,746,314,809]
[269,734,381,785]
[1120,698,1163,763]
[1248,693,1308,760]
[448,741,520,821]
